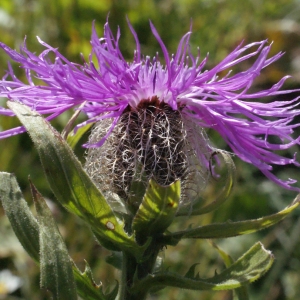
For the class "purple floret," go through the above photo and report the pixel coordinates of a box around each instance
[0,20,299,191]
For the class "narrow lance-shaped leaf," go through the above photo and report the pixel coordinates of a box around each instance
[30,181,77,300]
[130,242,273,293]
[0,172,117,300]
[8,102,145,258]
[164,194,300,243]
[0,172,39,262]
[61,101,87,141]
[66,123,92,150]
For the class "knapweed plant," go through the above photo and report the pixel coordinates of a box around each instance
[0,19,300,300]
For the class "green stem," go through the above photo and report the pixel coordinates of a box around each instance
[118,251,149,300]
[119,239,161,300]
[119,251,134,300]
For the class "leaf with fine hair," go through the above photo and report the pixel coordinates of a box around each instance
[163,194,300,243]
[130,242,273,293]
[8,101,145,258]
[209,241,249,300]
[0,172,118,299]
[30,181,77,300]
[0,172,39,262]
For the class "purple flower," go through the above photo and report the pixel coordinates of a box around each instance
[0,20,300,192]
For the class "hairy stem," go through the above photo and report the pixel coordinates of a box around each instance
[118,251,148,300]
[119,238,162,300]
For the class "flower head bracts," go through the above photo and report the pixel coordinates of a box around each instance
[0,20,300,191]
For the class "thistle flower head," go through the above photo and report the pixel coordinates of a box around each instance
[0,19,300,198]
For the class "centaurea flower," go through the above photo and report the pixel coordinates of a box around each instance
[0,20,300,200]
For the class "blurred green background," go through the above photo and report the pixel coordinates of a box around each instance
[1,0,300,299]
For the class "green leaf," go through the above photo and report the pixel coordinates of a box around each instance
[0,172,40,262]
[164,193,300,242]
[0,172,116,299]
[177,151,235,216]
[8,102,144,258]
[105,252,123,270]
[66,123,92,149]
[131,242,273,293]
[61,101,88,142]
[209,240,234,267]
[30,181,77,300]
[209,241,249,300]
[73,261,118,300]
[132,180,181,235]
[127,164,148,214]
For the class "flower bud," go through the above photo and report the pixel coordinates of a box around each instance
[85,97,212,209]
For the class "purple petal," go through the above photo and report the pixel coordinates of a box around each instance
[0,20,299,191]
